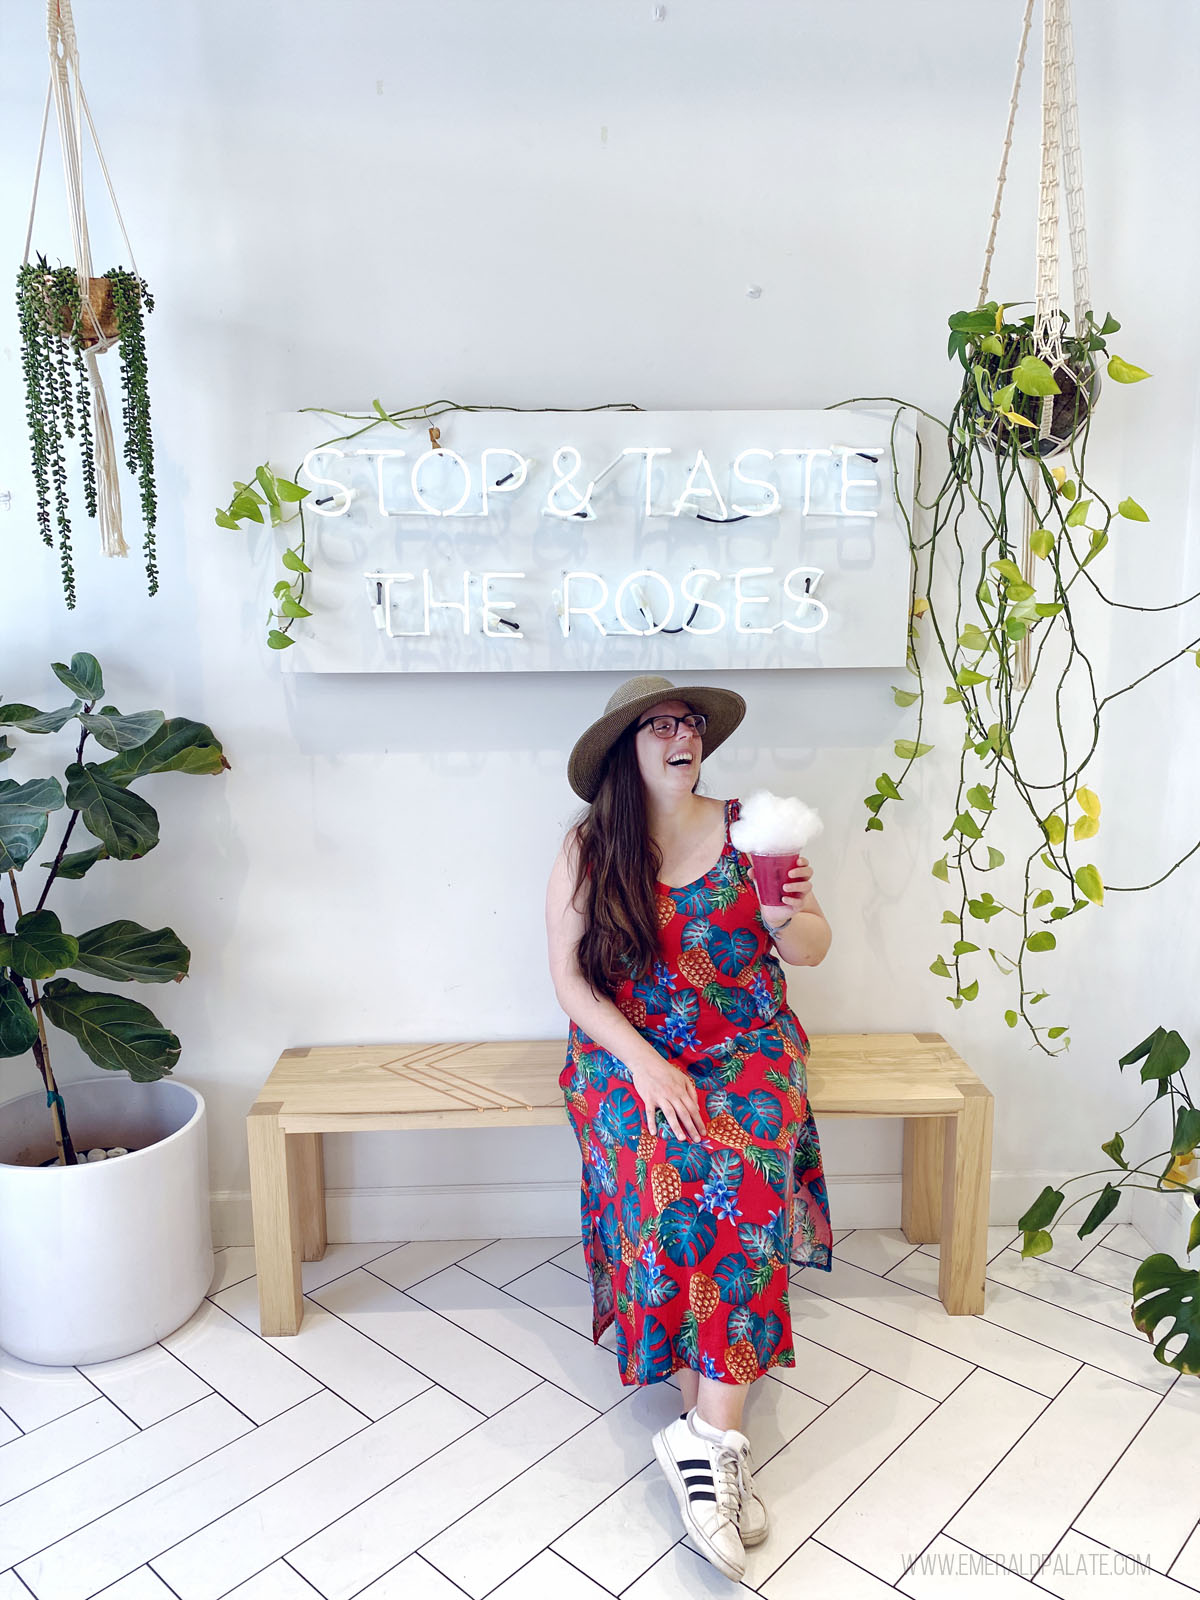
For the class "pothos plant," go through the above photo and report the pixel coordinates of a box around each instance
[16,257,159,607]
[1019,1022,1200,1377]
[215,399,644,650]
[846,298,1193,1056]
[0,653,228,1165]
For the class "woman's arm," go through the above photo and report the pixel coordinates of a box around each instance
[747,854,832,967]
[544,827,671,1077]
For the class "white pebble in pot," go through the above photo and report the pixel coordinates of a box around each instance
[106,1148,128,1158]
[85,1148,108,1162]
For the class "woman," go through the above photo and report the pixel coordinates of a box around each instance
[545,673,833,1582]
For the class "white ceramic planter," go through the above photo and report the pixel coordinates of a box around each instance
[0,1076,213,1366]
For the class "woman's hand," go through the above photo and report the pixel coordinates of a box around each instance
[747,856,814,919]
[629,1055,707,1143]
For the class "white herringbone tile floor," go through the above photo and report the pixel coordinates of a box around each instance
[1,1224,1198,1600]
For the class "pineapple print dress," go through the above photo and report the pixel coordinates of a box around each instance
[559,796,833,1388]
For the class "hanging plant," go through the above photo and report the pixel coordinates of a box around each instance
[16,258,158,608]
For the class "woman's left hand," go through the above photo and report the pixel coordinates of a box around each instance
[747,857,814,917]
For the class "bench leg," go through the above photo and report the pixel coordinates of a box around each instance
[901,1114,945,1245]
[291,1133,328,1262]
[247,1102,303,1335]
[938,1081,994,1315]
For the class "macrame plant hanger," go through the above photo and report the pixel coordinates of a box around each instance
[977,0,1091,690]
[23,0,143,558]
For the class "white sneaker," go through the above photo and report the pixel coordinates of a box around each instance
[685,1408,769,1546]
[653,1409,747,1581]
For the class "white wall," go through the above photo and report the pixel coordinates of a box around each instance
[2,0,1197,1251]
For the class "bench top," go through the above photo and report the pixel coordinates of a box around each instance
[251,1032,983,1133]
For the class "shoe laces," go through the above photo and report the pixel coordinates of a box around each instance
[713,1441,749,1520]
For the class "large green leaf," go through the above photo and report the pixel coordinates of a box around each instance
[0,776,66,871]
[52,653,104,701]
[72,920,190,984]
[1131,1254,1200,1375]
[0,736,13,763]
[41,843,110,879]
[41,979,180,1081]
[0,700,81,733]
[95,718,229,784]
[63,763,159,860]
[78,709,166,752]
[0,975,39,1057]
[0,911,79,980]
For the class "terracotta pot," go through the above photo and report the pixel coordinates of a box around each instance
[44,274,120,348]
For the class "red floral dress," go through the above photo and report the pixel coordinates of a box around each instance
[559,796,832,1387]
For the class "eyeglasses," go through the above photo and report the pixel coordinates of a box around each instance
[635,713,708,739]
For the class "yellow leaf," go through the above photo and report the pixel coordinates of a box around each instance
[911,595,929,618]
[1001,409,1036,429]
[1050,465,1067,489]
[1042,813,1066,845]
[1076,786,1101,820]
[1073,814,1100,840]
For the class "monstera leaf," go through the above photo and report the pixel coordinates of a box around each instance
[40,979,179,1081]
[662,1131,711,1182]
[728,1088,784,1140]
[709,927,758,976]
[596,1085,643,1151]
[596,1202,622,1269]
[634,1315,676,1382]
[713,1251,756,1305]
[0,776,65,871]
[1131,1254,1200,1375]
[620,1179,641,1245]
[658,1197,718,1267]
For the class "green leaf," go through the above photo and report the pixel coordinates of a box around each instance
[0,776,66,871]
[960,979,979,1001]
[64,763,159,860]
[267,630,295,650]
[891,686,919,707]
[1031,888,1053,908]
[52,653,104,701]
[1004,1009,1018,1028]
[1131,1256,1200,1375]
[281,547,311,572]
[875,773,901,800]
[1041,813,1066,846]
[279,597,312,619]
[255,465,281,507]
[1107,355,1151,383]
[1026,930,1057,953]
[952,940,980,956]
[215,510,241,531]
[1031,527,1055,559]
[931,855,949,882]
[1065,498,1092,528]
[78,709,166,753]
[0,737,12,764]
[955,668,990,687]
[953,812,982,840]
[0,701,82,734]
[1101,1130,1127,1168]
[1011,354,1060,397]
[864,793,886,814]
[958,624,991,654]
[929,955,951,978]
[990,558,1024,585]
[275,478,309,503]
[0,975,39,1057]
[948,308,998,335]
[865,816,883,831]
[40,979,180,1082]
[1021,1229,1054,1259]
[980,334,1005,357]
[941,910,960,924]
[43,843,109,879]
[944,687,964,705]
[1118,497,1149,521]
[1059,479,1077,501]
[1074,863,1104,905]
[1048,1025,1069,1039]
[95,718,229,784]
[229,491,265,523]
[273,580,294,599]
[72,920,191,985]
[894,739,932,760]
[1018,1184,1064,1232]
[966,784,994,812]
[1034,602,1063,618]
[1082,529,1109,567]
[0,911,78,980]
[1099,314,1121,335]
[986,847,1004,869]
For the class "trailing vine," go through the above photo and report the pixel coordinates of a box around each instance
[839,300,1200,1056]
[15,258,159,607]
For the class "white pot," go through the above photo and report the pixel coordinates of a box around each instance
[0,1076,213,1366]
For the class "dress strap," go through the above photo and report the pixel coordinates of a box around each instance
[725,796,740,842]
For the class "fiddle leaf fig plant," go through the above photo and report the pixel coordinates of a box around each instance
[1017,1025,1200,1377]
[0,653,229,1165]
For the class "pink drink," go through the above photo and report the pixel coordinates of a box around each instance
[749,851,800,907]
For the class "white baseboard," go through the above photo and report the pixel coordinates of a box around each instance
[210,1169,1132,1250]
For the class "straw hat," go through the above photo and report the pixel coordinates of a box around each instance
[567,675,746,803]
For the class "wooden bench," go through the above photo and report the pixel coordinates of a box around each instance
[247,1032,993,1336]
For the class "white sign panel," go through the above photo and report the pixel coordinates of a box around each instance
[268,407,915,672]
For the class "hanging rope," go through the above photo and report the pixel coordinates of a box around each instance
[23,0,141,558]
[977,0,1036,312]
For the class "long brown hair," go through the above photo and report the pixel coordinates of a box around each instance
[571,713,702,1000]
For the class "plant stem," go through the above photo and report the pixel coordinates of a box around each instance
[35,712,90,913]
[6,869,76,1166]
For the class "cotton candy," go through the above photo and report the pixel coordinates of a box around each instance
[729,788,824,854]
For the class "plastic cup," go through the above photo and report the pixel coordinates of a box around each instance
[749,850,800,906]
